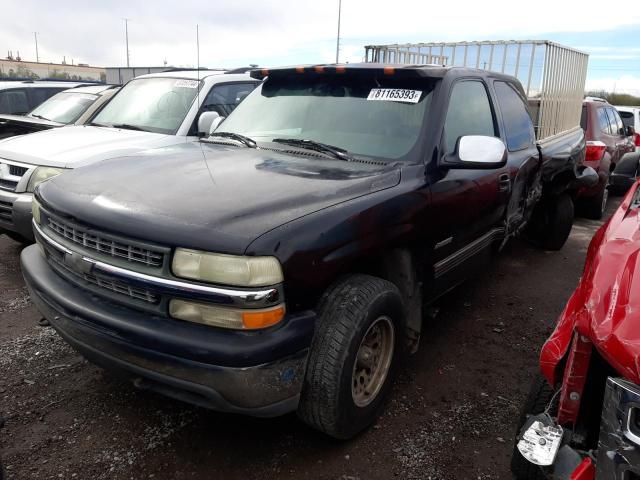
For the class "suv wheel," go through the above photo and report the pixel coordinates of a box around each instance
[580,178,609,220]
[297,274,404,439]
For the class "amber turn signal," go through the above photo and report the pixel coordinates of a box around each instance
[242,305,286,329]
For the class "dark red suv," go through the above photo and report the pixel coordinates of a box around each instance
[578,97,635,218]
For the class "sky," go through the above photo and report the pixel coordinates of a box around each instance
[3,0,640,94]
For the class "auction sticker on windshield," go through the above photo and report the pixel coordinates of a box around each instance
[174,79,200,89]
[367,89,422,103]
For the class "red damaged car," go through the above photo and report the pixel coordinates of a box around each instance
[512,180,640,479]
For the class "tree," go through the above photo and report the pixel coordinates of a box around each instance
[586,90,640,106]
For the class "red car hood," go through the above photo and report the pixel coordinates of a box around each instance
[541,181,640,385]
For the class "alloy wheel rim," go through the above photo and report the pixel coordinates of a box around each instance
[351,316,395,407]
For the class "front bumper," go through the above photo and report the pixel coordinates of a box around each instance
[517,377,640,479]
[21,244,316,417]
[0,189,34,241]
[595,377,640,478]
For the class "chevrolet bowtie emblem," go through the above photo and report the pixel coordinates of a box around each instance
[63,251,94,275]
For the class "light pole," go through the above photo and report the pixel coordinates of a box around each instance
[335,0,342,63]
[123,18,130,67]
[34,32,39,63]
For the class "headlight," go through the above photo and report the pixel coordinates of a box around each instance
[32,198,41,224]
[169,299,285,329]
[27,167,65,192]
[172,248,283,287]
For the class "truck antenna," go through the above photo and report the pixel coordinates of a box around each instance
[196,24,200,116]
[335,0,342,63]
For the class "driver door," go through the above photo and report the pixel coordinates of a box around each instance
[427,79,507,296]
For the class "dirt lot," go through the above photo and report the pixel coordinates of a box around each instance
[0,202,618,480]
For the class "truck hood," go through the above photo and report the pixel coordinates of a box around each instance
[0,125,178,168]
[39,142,401,254]
[541,180,640,386]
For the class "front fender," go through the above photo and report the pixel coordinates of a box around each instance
[540,180,640,386]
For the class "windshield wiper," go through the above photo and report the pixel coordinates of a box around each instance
[110,123,148,132]
[30,114,50,121]
[272,138,354,161]
[208,132,257,148]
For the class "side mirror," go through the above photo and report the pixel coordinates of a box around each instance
[625,125,636,137]
[197,111,220,137]
[441,135,507,169]
[208,116,225,135]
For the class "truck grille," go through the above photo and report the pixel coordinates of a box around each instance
[9,165,28,176]
[49,254,159,304]
[0,179,18,191]
[47,216,164,268]
[0,199,12,221]
[0,161,28,192]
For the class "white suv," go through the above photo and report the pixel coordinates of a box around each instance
[0,69,259,242]
[616,105,640,152]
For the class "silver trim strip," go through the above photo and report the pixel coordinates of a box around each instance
[434,236,453,250]
[34,220,73,255]
[34,220,280,307]
[434,228,504,278]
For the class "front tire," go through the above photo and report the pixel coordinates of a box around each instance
[297,274,404,439]
[511,375,556,479]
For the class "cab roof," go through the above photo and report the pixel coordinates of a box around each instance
[136,69,227,80]
[0,81,93,90]
[250,62,518,84]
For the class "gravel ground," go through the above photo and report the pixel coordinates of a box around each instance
[0,201,618,480]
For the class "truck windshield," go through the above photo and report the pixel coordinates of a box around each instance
[217,76,434,161]
[91,77,201,134]
[29,91,98,124]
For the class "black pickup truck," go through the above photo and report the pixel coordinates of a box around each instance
[21,64,595,439]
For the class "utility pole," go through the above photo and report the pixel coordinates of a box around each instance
[124,18,130,67]
[34,32,39,63]
[335,0,342,63]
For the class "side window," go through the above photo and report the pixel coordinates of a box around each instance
[580,105,587,130]
[202,82,258,117]
[597,107,611,134]
[444,81,496,154]
[0,89,29,114]
[608,108,624,135]
[494,81,535,151]
[29,88,63,109]
[619,111,634,128]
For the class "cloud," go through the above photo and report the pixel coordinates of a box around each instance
[3,0,640,66]
[591,54,639,60]
[2,0,639,94]
[586,75,640,96]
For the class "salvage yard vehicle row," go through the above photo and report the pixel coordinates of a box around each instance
[21,59,594,439]
[0,69,258,242]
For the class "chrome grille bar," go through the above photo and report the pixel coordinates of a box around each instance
[34,220,283,309]
[47,216,164,267]
[49,254,159,304]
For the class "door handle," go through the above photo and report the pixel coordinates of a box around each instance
[498,173,511,192]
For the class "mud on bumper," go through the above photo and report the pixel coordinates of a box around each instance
[21,245,314,417]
